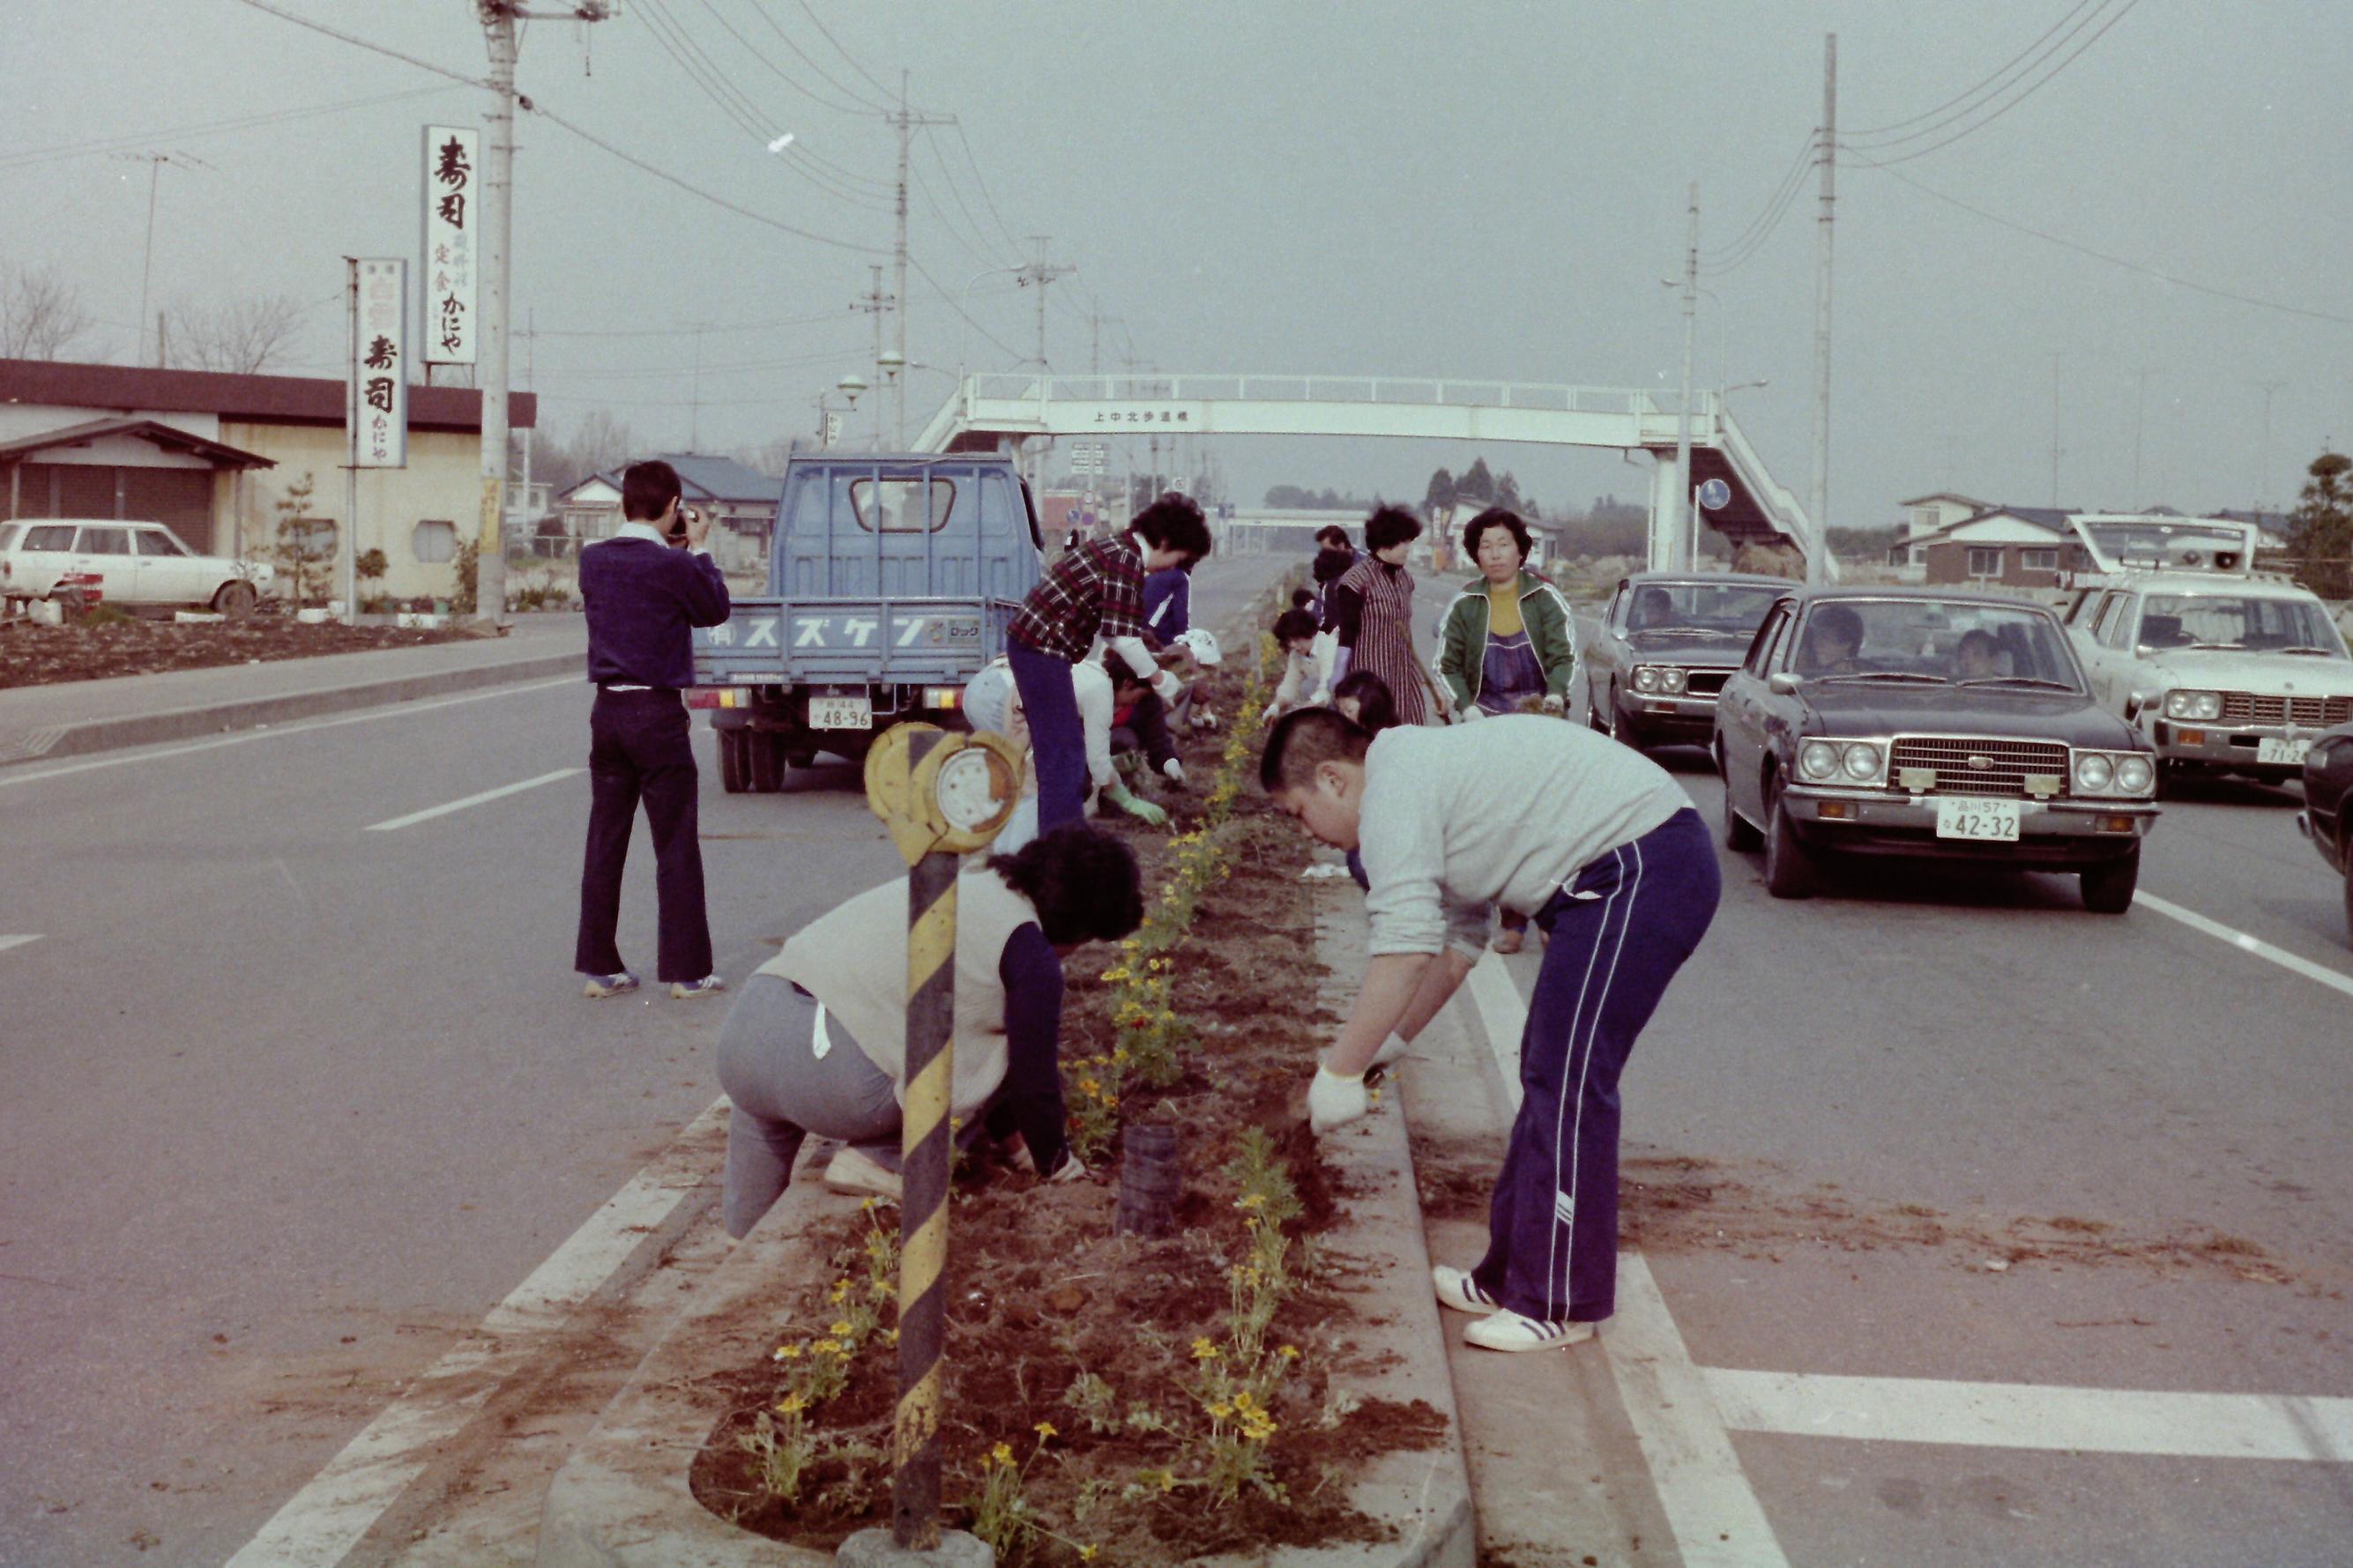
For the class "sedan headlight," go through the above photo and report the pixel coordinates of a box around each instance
[1799,740,1842,781]
[1658,666,1687,694]
[2165,689,2223,721]
[2113,754,2154,795]
[1841,742,1882,782]
[1633,666,1661,694]
[2074,752,2114,792]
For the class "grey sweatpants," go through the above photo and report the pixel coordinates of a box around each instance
[716,975,900,1238]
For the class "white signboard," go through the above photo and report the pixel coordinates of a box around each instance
[422,124,478,364]
[353,258,408,469]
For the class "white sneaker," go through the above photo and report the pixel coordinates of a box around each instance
[1462,1310,1597,1353]
[824,1146,903,1203]
[1430,1265,1500,1316]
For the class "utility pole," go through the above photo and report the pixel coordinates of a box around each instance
[2050,353,2065,507]
[2256,379,2289,510]
[473,2,613,627]
[1015,236,1075,493]
[884,77,952,449]
[1671,180,1699,574]
[1806,33,1835,586]
[113,151,210,366]
[855,266,895,450]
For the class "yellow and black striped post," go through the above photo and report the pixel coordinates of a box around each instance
[862,724,1021,1553]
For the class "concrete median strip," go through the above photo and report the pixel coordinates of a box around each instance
[0,650,583,770]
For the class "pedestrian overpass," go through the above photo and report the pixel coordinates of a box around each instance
[912,372,1822,574]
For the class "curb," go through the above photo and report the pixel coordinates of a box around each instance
[0,651,582,769]
[532,898,1475,1568]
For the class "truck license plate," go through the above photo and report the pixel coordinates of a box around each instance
[810,695,872,731]
[1935,797,2021,842]
[2257,737,2310,766]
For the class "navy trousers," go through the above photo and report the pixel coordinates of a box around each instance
[1007,639,1087,833]
[1472,808,1718,1323]
[574,689,713,983]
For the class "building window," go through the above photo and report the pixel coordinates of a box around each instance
[1913,506,1938,531]
[1965,546,2004,578]
[413,519,458,563]
[2020,547,2059,572]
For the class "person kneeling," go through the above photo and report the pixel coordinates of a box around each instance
[714,826,1144,1237]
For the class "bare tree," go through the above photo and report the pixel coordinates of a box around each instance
[0,262,94,360]
[167,293,309,374]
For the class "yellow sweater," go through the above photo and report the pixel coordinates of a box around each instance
[1486,581,1523,637]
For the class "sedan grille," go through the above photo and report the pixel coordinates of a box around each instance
[2217,691,2353,728]
[1682,668,1732,698]
[1888,735,2070,799]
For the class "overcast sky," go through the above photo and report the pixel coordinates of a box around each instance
[7,1,2349,531]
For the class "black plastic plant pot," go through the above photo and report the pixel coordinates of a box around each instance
[1114,1122,1181,1238]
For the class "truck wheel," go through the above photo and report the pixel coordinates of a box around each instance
[1762,777,1820,899]
[748,732,786,792]
[2080,848,2140,915]
[718,729,752,793]
[212,582,257,620]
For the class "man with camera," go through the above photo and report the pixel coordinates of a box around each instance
[574,459,733,1000]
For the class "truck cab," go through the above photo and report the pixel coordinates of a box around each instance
[691,453,1043,791]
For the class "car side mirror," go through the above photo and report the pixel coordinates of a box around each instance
[1767,673,1802,696]
[2124,690,2150,722]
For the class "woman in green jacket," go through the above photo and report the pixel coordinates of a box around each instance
[1437,509,1577,721]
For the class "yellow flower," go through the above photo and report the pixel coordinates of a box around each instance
[830,1320,853,1338]
[883,1327,900,1344]
[991,1442,1015,1467]
[1234,1193,1265,1211]
[1080,1548,1099,1562]
[772,1343,803,1361]
[1157,1470,1177,1493]
[1208,1401,1234,1421]
[1033,1421,1058,1439]
[1232,1391,1259,1414]
[1190,1337,1219,1360]
[1103,1095,1119,1110]
[1278,1344,1301,1362]
[829,1280,850,1303]
[812,1338,844,1356]
[776,1393,806,1414]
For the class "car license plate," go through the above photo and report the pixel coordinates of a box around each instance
[2257,737,2310,766]
[809,695,872,731]
[1935,797,2021,842]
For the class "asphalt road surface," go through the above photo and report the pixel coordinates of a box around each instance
[4,563,2347,1567]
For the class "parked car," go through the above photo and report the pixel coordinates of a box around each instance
[1582,571,1790,750]
[2066,572,2353,788]
[0,518,272,617]
[689,453,1043,791]
[2295,719,2353,946]
[1714,588,2159,911]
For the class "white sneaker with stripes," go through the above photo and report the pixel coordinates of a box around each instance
[1430,1265,1500,1316]
[1462,1310,1597,1353]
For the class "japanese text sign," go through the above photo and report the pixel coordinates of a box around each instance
[352,258,408,469]
[422,124,477,364]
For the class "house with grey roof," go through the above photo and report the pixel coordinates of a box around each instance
[553,452,779,572]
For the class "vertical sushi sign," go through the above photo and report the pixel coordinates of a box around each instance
[422,124,478,366]
[351,259,408,469]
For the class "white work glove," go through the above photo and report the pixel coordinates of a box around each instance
[1541,693,1565,715]
[1150,669,1184,703]
[1307,1065,1371,1133]
[1261,701,1281,725]
[1458,703,1485,722]
[1162,756,1185,785]
[1046,1150,1091,1184]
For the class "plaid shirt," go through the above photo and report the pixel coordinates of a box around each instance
[1008,534,1146,663]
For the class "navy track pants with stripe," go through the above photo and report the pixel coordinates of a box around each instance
[1472,808,1719,1324]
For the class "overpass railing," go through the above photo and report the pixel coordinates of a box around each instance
[962,373,1682,417]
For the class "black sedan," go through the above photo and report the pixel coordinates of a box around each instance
[2295,719,2353,944]
[1583,572,1791,751]
[1713,588,2160,912]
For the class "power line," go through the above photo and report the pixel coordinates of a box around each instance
[224,0,488,88]
[1838,0,2141,166]
[905,254,1026,363]
[1701,131,1814,263]
[1855,157,2353,327]
[736,0,893,114]
[918,127,1024,270]
[688,0,890,137]
[0,85,462,169]
[524,307,860,338]
[947,121,1030,261]
[1843,0,2104,139]
[788,0,898,104]
[636,0,775,140]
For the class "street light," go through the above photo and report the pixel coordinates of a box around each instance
[814,373,869,450]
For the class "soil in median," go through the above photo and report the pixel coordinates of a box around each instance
[0,618,479,690]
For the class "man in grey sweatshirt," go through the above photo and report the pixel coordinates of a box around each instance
[1262,709,1720,1352]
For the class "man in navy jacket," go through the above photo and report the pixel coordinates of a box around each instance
[574,460,733,1000]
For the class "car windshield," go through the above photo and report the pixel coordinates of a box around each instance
[1792,598,2084,689]
[1624,582,1783,635]
[2137,593,2349,658]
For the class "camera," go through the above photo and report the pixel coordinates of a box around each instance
[667,503,698,546]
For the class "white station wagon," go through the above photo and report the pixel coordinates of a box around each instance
[0,518,273,618]
[2068,572,2353,786]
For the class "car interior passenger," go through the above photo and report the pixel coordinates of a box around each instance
[2138,613,2190,649]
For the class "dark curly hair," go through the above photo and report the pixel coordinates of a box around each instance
[1329,669,1397,732]
[1461,506,1530,564]
[988,825,1143,946]
[1273,607,1319,646]
[1363,504,1423,554]
[1132,494,1214,564]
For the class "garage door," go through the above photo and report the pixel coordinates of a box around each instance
[10,464,215,550]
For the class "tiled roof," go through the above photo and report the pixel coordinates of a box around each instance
[0,415,276,469]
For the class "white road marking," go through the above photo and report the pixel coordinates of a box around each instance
[1461,951,1791,1568]
[0,677,578,790]
[2135,892,2353,1002]
[221,1096,728,1568]
[364,768,583,832]
[0,934,43,953]
[1706,1368,2353,1462]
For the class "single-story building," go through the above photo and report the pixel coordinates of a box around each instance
[554,453,778,573]
[0,357,535,605]
[1907,504,2075,589]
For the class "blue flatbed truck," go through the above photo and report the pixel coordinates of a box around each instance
[688,453,1044,791]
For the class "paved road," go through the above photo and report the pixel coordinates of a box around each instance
[0,549,1279,1567]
